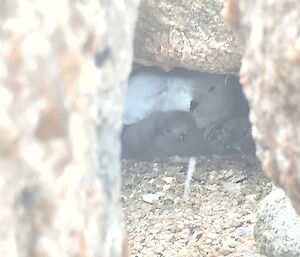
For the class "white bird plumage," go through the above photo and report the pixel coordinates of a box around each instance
[123,65,238,128]
[123,66,192,125]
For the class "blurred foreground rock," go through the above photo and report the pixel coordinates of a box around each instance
[0,0,139,256]
[223,0,300,214]
[254,189,300,257]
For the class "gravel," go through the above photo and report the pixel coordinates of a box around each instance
[122,154,271,257]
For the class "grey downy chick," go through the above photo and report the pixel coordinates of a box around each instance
[121,110,211,160]
[121,110,195,160]
[152,110,212,157]
[173,127,212,157]
[152,111,198,158]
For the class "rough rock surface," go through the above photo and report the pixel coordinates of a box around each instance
[134,0,242,73]
[254,188,300,257]
[223,0,300,214]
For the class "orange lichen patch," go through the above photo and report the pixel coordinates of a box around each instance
[6,36,24,66]
[86,186,99,199]
[36,196,56,224]
[221,0,240,30]
[122,234,130,257]
[0,138,19,158]
[59,51,81,106]
[48,140,71,169]
[60,51,80,73]
[239,235,254,243]
[0,116,17,143]
[239,72,253,98]
[262,151,280,186]
[280,166,300,214]
[86,184,103,205]
[35,106,66,141]
[207,249,222,257]
[69,229,89,257]
[32,249,50,257]
[284,42,300,63]
[73,97,96,123]
[277,129,291,152]
[83,32,99,54]
[32,82,53,102]
[5,36,25,92]
[239,72,251,90]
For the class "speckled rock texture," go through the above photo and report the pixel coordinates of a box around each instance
[134,0,242,73]
[223,0,300,214]
[0,0,139,256]
[254,188,300,257]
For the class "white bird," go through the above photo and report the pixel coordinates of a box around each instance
[123,64,247,129]
[123,66,193,125]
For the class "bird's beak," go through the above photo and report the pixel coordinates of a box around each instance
[179,133,185,141]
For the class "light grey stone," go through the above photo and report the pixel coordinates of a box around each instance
[255,188,300,257]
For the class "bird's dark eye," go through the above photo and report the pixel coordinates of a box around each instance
[208,86,215,92]
[190,100,199,112]
[180,133,185,140]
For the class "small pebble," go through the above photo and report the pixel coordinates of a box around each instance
[234,227,248,238]
[142,193,159,204]
[222,181,241,192]
[162,176,176,184]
